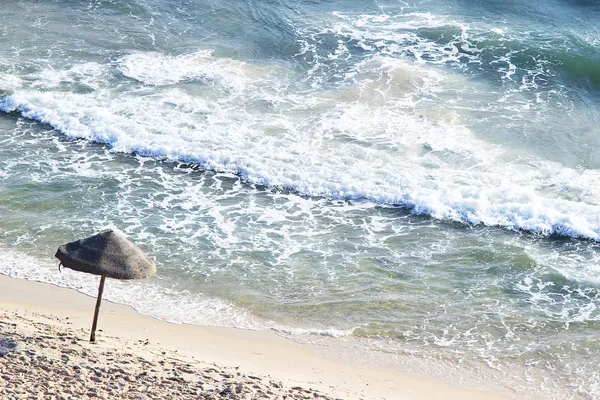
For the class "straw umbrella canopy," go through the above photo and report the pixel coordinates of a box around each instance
[55,229,156,342]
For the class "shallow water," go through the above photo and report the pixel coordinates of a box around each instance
[1,0,599,398]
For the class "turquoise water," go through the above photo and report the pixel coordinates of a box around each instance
[1,1,599,398]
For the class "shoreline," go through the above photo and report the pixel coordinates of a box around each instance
[0,273,514,399]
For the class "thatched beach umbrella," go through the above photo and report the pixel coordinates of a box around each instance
[55,230,156,342]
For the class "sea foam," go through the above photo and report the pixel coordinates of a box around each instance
[1,51,599,241]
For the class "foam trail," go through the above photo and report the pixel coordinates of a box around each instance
[117,51,252,90]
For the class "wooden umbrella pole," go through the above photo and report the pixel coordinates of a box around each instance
[90,275,106,343]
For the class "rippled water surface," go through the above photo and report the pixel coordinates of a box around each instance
[1,1,599,398]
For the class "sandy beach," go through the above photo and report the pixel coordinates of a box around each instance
[0,274,514,400]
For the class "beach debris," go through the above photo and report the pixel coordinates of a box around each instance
[55,229,156,342]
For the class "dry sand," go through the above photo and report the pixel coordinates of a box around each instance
[0,274,512,399]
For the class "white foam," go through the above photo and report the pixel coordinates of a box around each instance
[310,11,553,95]
[271,325,355,338]
[31,62,108,91]
[320,12,477,66]
[524,243,600,287]
[0,73,23,92]
[117,50,271,93]
[1,53,600,241]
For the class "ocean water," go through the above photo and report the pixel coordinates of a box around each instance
[1,0,599,398]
